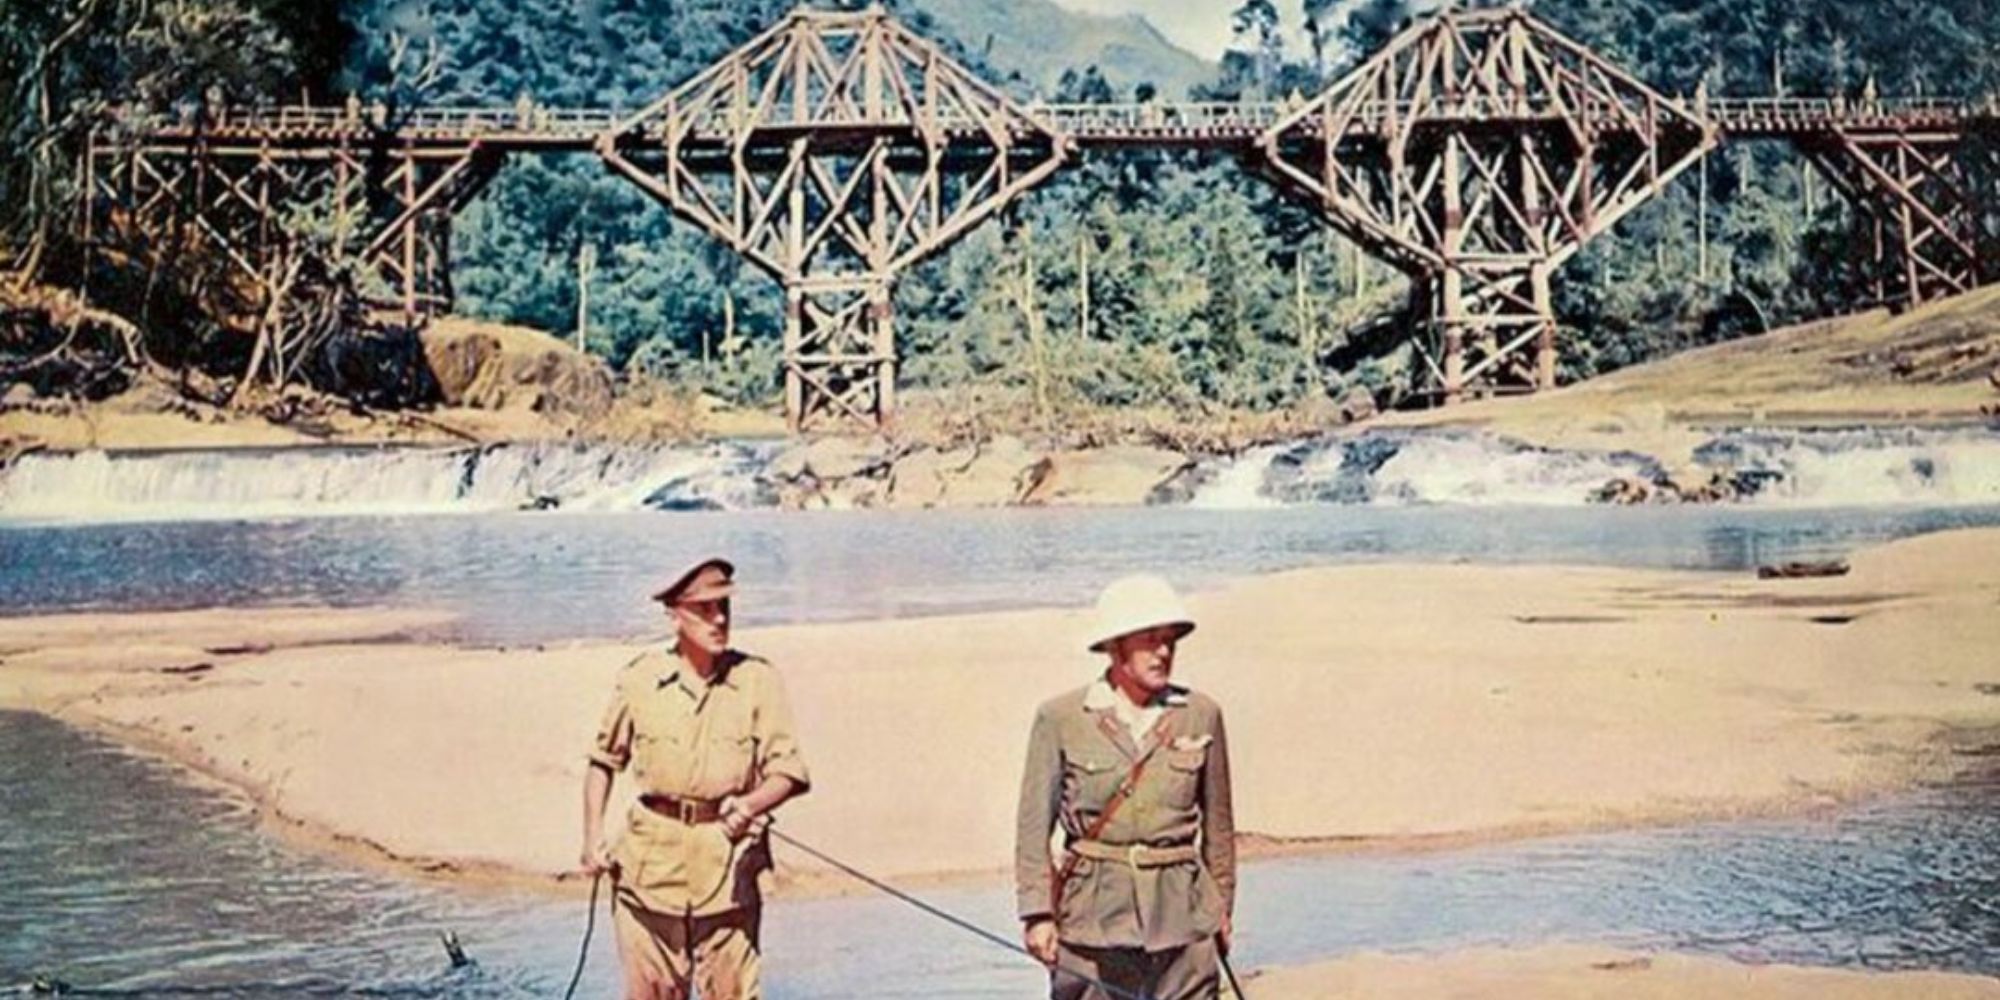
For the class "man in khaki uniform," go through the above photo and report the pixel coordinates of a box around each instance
[1016,574,1236,1000]
[581,557,810,1000]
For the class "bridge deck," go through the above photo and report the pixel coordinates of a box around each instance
[115,96,1993,152]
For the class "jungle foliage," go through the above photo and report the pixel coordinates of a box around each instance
[4,0,1997,417]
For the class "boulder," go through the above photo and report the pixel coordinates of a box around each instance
[886,445,976,509]
[178,368,228,406]
[1589,476,1652,505]
[801,435,892,481]
[825,475,889,510]
[1335,385,1378,424]
[935,435,1039,507]
[1659,464,1734,504]
[1018,445,1194,507]
[0,383,33,410]
[1146,461,1216,505]
[767,443,811,482]
[1756,559,1850,580]
[420,319,614,419]
[0,435,45,470]
[774,479,829,511]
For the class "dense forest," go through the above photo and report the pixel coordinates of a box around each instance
[4,0,1997,423]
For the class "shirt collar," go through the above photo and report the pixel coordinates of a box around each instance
[1083,675,1188,712]
[656,646,741,694]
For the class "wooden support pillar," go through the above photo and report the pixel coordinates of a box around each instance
[1439,135,1465,406]
[433,215,454,312]
[783,285,804,434]
[79,130,98,252]
[400,146,418,326]
[1439,268,1465,405]
[781,276,897,431]
[1894,142,1923,305]
[1532,261,1555,390]
[1697,151,1710,283]
[871,281,896,425]
[1872,216,1887,306]
[333,142,353,260]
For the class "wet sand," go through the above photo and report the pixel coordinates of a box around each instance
[4,529,1998,897]
[1251,945,2000,998]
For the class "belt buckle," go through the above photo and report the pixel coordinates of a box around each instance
[677,799,698,824]
[1127,844,1143,868]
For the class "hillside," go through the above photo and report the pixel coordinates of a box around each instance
[1382,285,2000,463]
[910,0,1214,97]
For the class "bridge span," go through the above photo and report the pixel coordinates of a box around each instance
[86,5,1999,429]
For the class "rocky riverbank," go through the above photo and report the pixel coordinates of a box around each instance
[7,288,2000,511]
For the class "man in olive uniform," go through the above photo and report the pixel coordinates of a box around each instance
[581,557,810,1000]
[1016,574,1236,1000]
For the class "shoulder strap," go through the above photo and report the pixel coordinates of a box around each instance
[1050,714,1173,913]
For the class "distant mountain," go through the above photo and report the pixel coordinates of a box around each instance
[908,0,1216,99]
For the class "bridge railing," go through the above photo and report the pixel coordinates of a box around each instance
[1706,95,1982,128]
[113,92,1994,143]
[1039,101,1286,135]
[126,104,624,137]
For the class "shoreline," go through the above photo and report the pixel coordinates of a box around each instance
[1247,944,2000,997]
[5,531,1999,903]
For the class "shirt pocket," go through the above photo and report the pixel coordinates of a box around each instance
[1062,755,1124,818]
[1160,746,1206,810]
[631,728,683,787]
[703,713,759,794]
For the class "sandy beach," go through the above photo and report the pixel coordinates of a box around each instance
[4,528,1998,891]
[1250,944,2000,998]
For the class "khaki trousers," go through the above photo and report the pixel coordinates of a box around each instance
[612,900,761,1000]
[1051,938,1219,1000]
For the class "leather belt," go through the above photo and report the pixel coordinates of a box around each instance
[639,794,724,825]
[1069,840,1199,868]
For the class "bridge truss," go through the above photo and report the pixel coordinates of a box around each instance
[84,5,2000,429]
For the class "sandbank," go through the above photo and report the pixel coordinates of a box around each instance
[1249,944,2000,998]
[3,530,1998,894]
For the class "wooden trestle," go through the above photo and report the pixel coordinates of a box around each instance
[84,5,2000,428]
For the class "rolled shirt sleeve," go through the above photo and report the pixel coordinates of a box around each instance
[753,665,811,793]
[588,684,633,773]
[1015,702,1062,922]
[1201,705,1236,914]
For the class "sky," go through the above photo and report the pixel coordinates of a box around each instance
[1048,0,1314,62]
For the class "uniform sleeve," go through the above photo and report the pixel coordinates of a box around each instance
[753,667,811,793]
[1201,704,1237,914]
[589,681,633,773]
[1015,702,1063,922]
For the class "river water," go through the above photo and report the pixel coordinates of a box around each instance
[8,503,2000,644]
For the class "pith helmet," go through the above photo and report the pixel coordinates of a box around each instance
[1085,574,1196,653]
[651,557,736,605]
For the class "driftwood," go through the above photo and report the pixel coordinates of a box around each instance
[1757,559,1852,580]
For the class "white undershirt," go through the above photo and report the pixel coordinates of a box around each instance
[1086,677,1171,744]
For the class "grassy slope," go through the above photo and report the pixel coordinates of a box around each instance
[910,0,1214,97]
[1379,285,2000,464]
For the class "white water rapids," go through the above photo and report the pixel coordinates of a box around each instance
[1,425,1996,522]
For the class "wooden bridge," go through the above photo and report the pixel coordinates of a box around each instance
[85,5,2000,429]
